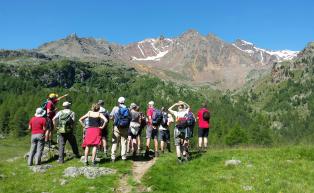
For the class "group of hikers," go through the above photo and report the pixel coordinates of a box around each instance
[27,93,211,166]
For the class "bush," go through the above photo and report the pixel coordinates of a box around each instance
[225,125,248,146]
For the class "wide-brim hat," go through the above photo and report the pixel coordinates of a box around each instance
[35,108,46,117]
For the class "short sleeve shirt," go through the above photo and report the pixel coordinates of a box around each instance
[146,107,154,125]
[197,108,210,129]
[29,117,46,134]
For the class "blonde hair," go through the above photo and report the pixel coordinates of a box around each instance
[91,103,100,112]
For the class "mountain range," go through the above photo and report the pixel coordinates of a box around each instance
[33,30,297,89]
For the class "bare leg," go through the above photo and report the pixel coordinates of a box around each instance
[91,146,97,162]
[84,146,89,162]
[132,138,137,155]
[137,136,141,151]
[160,141,165,152]
[198,137,203,148]
[204,137,208,148]
[102,139,107,153]
[154,138,158,152]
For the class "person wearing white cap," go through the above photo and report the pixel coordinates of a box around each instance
[145,101,159,157]
[53,101,80,163]
[110,96,130,162]
[27,108,47,166]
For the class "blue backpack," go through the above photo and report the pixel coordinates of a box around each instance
[114,107,131,127]
[152,108,163,126]
[186,111,196,127]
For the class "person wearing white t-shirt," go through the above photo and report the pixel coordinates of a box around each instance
[168,101,190,163]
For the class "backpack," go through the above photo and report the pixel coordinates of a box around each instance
[161,112,168,127]
[56,110,74,133]
[203,111,210,121]
[114,106,131,127]
[152,108,163,126]
[100,110,110,128]
[176,116,188,129]
[40,99,49,110]
[186,111,196,127]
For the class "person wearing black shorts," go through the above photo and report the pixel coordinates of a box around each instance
[197,102,211,152]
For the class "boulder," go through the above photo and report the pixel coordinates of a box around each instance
[225,159,241,167]
[64,166,116,179]
[29,164,53,173]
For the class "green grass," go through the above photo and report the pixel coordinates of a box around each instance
[2,137,314,193]
[143,146,314,193]
[0,137,132,193]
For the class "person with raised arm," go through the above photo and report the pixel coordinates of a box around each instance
[168,101,191,163]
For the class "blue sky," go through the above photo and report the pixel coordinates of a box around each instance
[1,0,313,50]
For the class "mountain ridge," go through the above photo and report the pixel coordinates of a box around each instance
[33,30,299,89]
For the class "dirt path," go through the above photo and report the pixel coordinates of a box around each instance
[116,158,156,193]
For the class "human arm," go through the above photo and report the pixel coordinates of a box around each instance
[52,112,60,129]
[57,94,68,101]
[178,101,190,111]
[168,103,179,115]
[79,113,89,127]
[99,113,108,129]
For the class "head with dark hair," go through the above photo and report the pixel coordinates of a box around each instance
[91,103,100,112]
[202,102,208,108]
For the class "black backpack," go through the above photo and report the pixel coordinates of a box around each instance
[161,112,168,127]
[203,111,210,121]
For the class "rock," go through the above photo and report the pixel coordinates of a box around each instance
[29,164,53,173]
[80,156,101,163]
[146,186,153,192]
[63,167,81,178]
[59,179,68,186]
[64,166,116,179]
[0,174,6,179]
[242,185,253,191]
[286,160,293,163]
[6,156,20,162]
[24,145,74,162]
[225,160,241,166]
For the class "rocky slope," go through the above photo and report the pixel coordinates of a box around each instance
[37,30,299,89]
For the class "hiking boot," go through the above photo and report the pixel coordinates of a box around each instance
[177,158,182,164]
[182,156,188,162]
[84,161,89,166]
[154,151,159,157]
[92,161,97,167]
[144,150,150,158]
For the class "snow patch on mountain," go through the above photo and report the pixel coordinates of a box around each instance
[132,50,169,61]
[233,40,299,62]
[131,38,172,61]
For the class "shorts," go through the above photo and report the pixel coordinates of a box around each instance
[101,127,108,139]
[159,129,170,142]
[198,128,209,138]
[146,125,158,139]
[46,118,53,131]
[174,127,190,146]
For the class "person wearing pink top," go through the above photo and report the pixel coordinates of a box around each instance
[197,102,211,152]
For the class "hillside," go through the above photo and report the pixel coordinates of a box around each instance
[36,30,298,89]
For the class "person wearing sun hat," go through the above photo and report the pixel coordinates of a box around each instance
[44,93,69,148]
[27,108,47,166]
[53,101,80,163]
